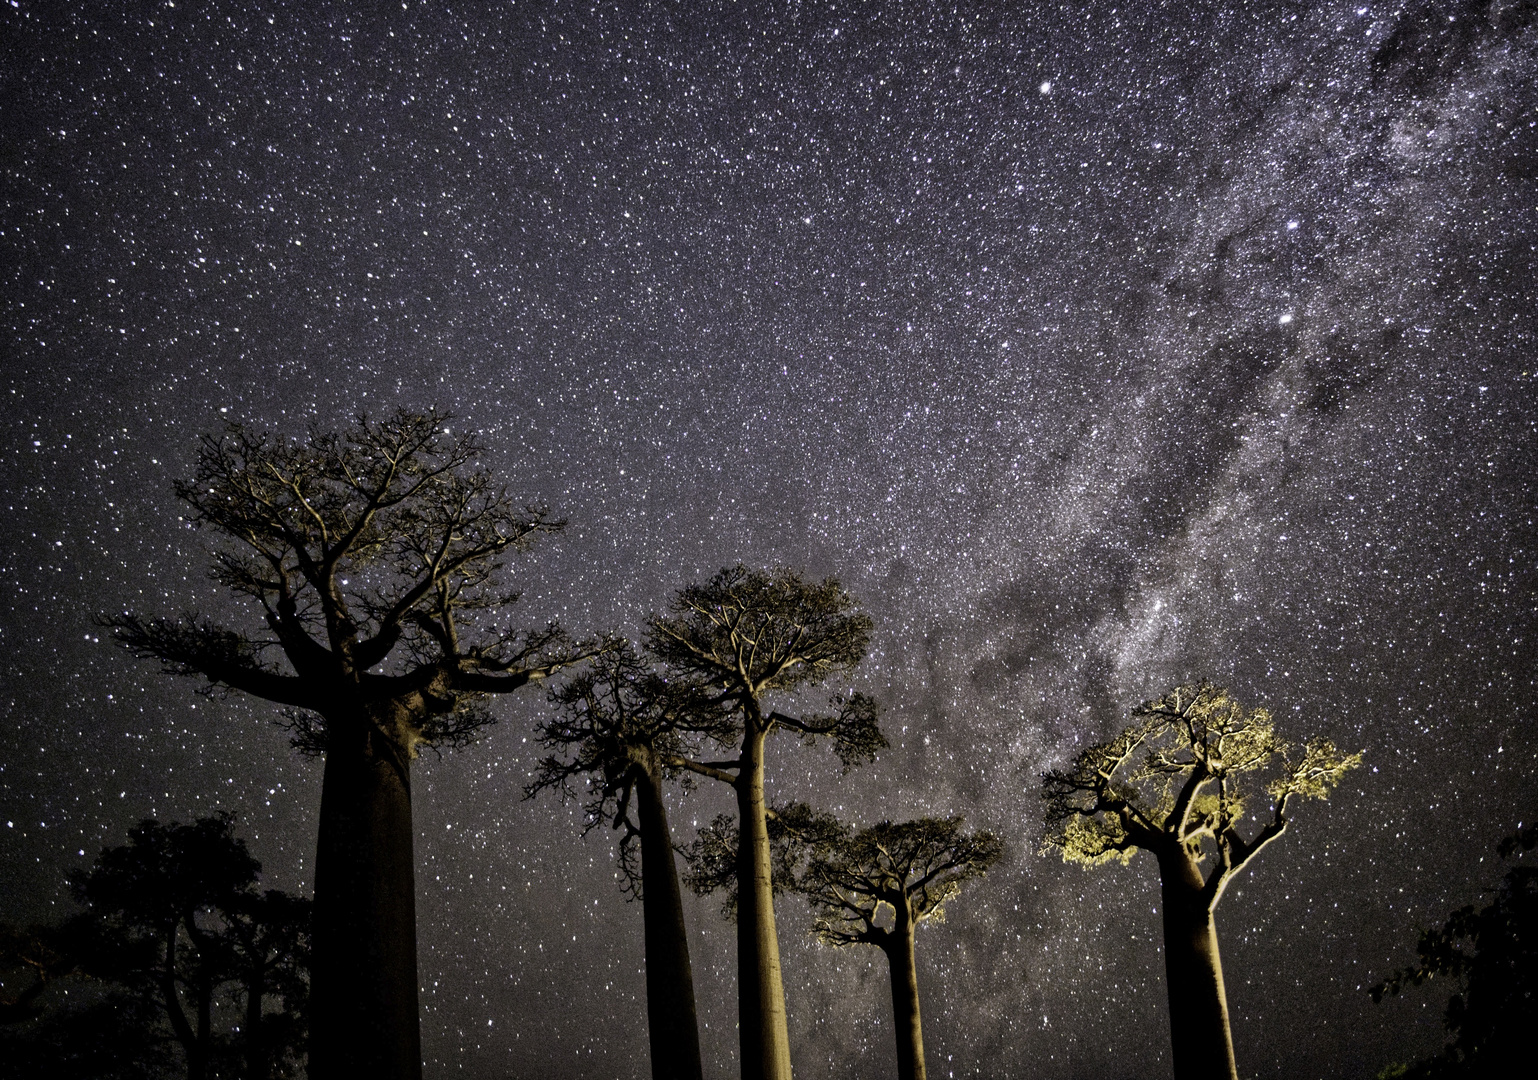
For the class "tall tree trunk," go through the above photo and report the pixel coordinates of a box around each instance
[160,929,202,1080]
[735,727,793,1080]
[1157,850,1238,1080]
[244,959,269,1080]
[884,913,926,1080]
[195,971,213,1080]
[634,762,705,1080]
[309,714,422,1080]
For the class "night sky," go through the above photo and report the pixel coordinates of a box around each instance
[3,1,1536,1077]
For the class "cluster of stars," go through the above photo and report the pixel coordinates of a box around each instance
[1,1,1534,1077]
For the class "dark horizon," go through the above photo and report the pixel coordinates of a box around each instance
[2,1,1534,1077]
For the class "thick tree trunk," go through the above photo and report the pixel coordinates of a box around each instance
[884,916,926,1080]
[735,729,793,1080]
[1157,851,1238,1080]
[309,715,422,1080]
[244,960,269,1080]
[634,763,705,1080]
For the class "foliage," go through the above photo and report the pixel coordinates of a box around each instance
[685,809,1001,947]
[646,565,887,770]
[526,640,734,893]
[0,992,176,1080]
[1041,681,1361,906]
[649,565,872,695]
[103,409,588,756]
[682,802,847,919]
[68,815,311,1080]
[1370,825,1537,1078]
[0,918,91,1025]
[800,818,1003,949]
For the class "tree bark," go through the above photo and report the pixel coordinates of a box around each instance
[308,712,422,1080]
[735,727,793,1080]
[244,958,269,1080]
[1157,850,1238,1080]
[634,763,705,1080]
[884,915,926,1080]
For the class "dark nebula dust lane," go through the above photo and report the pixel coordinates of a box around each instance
[2,1,1535,1077]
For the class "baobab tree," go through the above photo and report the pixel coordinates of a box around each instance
[526,642,733,1080]
[105,410,589,1080]
[1041,681,1361,1080]
[797,817,1002,1080]
[647,566,887,1080]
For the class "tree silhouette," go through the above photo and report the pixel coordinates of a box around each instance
[0,991,173,1080]
[797,817,1002,1080]
[526,642,732,1080]
[1041,681,1361,1080]
[221,890,312,1080]
[68,815,311,1080]
[647,566,886,1080]
[1370,825,1537,1078]
[104,410,590,1080]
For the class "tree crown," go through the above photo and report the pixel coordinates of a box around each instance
[648,565,872,698]
[644,566,886,771]
[801,817,1003,949]
[105,409,588,754]
[1041,681,1361,904]
[526,641,735,893]
[1371,825,1537,1076]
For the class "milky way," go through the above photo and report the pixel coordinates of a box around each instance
[3,2,1535,1077]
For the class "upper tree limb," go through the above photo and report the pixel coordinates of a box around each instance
[1204,737,1363,908]
[1041,722,1166,864]
[767,692,887,771]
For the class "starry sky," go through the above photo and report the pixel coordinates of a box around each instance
[2,1,1535,1076]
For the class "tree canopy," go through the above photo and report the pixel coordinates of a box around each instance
[106,408,585,757]
[799,817,1003,950]
[527,641,732,892]
[1042,680,1362,906]
[1371,825,1537,1078]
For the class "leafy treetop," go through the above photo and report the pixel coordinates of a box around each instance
[105,409,588,755]
[1370,825,1536,1079]
[526,641,735,893]
[800,817,1003,951]
[646,565,886,772]
[1042,681,1361,909]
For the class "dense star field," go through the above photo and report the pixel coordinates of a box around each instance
[2,1,1535,1076]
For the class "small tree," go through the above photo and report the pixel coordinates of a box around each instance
[69,815,311,1080]
[798,818,1002,1080]
[1370,825,1537,1078]
[647,566,886,1080]
[1041,681,1360,1080]
[105,410,589,1080]
[527,643,732,1080]
[222,890,312,1080]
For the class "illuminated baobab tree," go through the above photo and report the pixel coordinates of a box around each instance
[106,410,590,1080]
[647,566,886,1080]
[527,643,733,1080]
[1041,681,1361,1080]
[797,817,1002,1080]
